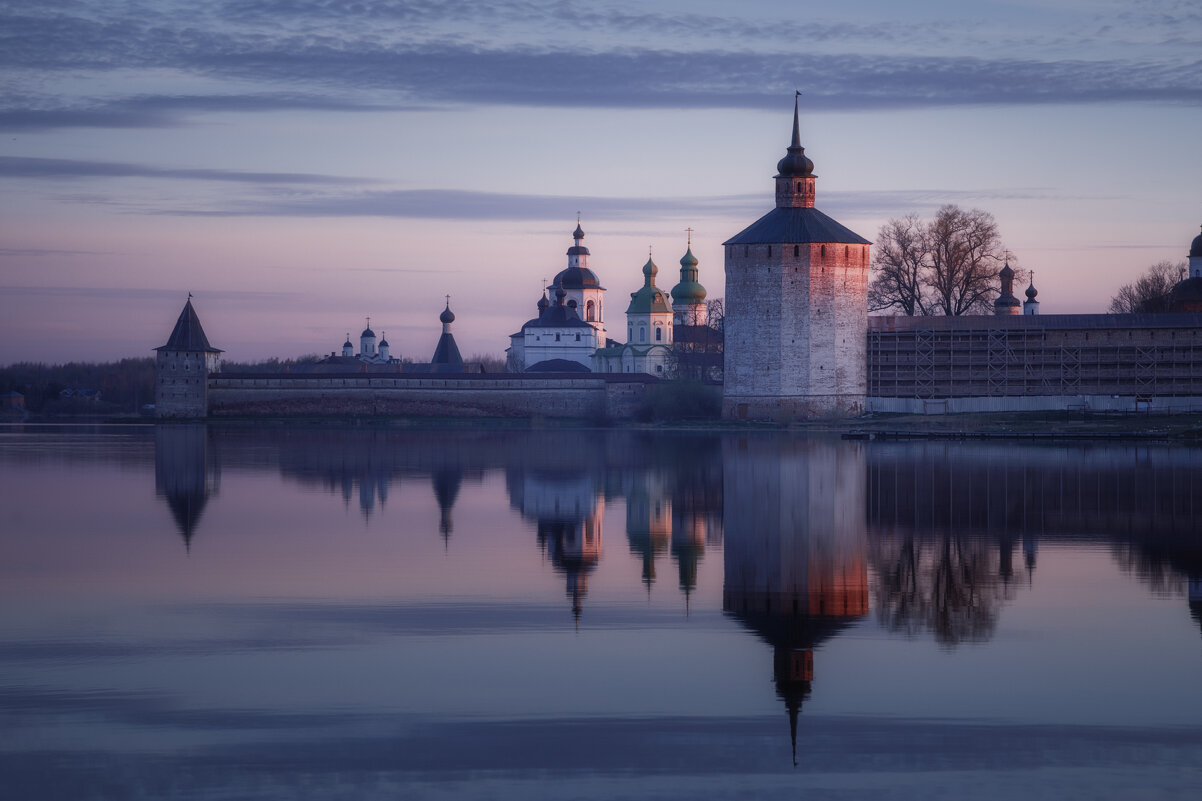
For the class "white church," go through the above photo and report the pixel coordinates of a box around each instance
[506,222,709,375]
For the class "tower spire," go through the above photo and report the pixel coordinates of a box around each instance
[791,90,802,148]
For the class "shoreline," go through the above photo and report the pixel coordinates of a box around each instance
[6,409,1202,442]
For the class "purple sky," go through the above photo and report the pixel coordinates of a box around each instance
[1,0,1199,364]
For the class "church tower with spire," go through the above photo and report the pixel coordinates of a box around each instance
[722,96,871,419]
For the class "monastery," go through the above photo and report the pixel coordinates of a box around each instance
[155,98,1202,419]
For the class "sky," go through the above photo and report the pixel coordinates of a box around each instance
[0,0,1199,365]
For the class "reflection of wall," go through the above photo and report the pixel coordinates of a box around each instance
[154,424,219,550]
[721,436,868,763]
[868,442,1202,538]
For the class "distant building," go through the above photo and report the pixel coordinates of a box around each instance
[429,301,465,372]
[1168,225,1202,312]
[594,254,675,376]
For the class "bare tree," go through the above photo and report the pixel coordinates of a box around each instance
[1108,260,1187,314]
[925,205,1006,315]
[868,205,1009,316]
[868,214,929,315]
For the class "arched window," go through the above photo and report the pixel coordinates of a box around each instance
[655,326,662,342]
[639,327,646,343]
[586,300,595,321]
[796,182,802,193]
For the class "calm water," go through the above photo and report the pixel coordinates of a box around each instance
[1,424,1201,800]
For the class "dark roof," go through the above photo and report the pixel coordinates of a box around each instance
[526,292,594,328]
[526,358,592,373]
[1170,276,1202,307]
[431,332,463,366]
[554,265,602,289]
[1191,227,1202,258]
[156,298,222,353]
[723,207,870,246]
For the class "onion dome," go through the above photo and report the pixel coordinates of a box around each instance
[379,333,390,347]
[566,222,590,257]
[671,246,707,304]
[343,335,353,348]
[361,326,375,338]
[1025,277,1038,301]
[775,94,814,177]
[999,263,1014,280]
[626,256,672,315]
[537,290,549,313]
[440,302,455,325]
[1191,224,1202,258]
[554,265,602,289]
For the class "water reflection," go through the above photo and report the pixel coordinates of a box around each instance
[722,436,869,763]
[153,424,219,551]
[7,425,1202,796]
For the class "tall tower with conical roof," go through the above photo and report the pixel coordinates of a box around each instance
[722,95,872,419]
[154,297,222,417]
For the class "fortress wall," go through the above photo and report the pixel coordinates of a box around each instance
[868,314,1202,405]
[207,375,649,419]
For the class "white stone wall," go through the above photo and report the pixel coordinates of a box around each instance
[723,241,869,420]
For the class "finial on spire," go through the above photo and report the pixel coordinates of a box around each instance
[445,294,451,307]
[686,226,693,246]
[187,291,193,299]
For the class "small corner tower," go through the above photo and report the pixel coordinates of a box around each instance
[154,296,222,418]
[431,298,465,371]
[722,94,871,420]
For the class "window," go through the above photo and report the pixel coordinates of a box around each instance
[655,327,662,341]
[845,246,849,257]
[767,246,772,257]
[639,327,646,343]
[555,333,561,341]
[796,182,802,193]
[821,245,826,257]
[794,245,799,257]
[575,333,580,341]
[586,300,595,321]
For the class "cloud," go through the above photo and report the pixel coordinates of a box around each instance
[0,156,374,185]
[0,92,409,130]
[1,3,1198,116]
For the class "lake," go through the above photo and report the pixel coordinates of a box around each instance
[1,423,1200,800]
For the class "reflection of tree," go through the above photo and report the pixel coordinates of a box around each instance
[870,534,1008,647]
[1111,540,1202,639]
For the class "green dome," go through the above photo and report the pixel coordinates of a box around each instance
[671,246,706,304]
[626,257,672,315]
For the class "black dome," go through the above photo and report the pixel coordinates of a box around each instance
[1190,228,1202,258]
[554,266,602,290]
[361,328,375,338]
[440,305,455,324]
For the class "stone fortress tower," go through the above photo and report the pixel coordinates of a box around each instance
[155,296,222,418]
[723,95,872,420]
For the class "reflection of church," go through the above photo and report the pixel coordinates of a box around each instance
[508,468,605,621]
[722,436,869,764]
[154,424,219,550]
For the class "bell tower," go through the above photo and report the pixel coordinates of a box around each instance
[722,95,871,420]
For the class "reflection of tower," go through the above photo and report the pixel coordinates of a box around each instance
[722,436,868,764]
[509,469,605,621]
[432,468,463,549]
[154,424,219,551]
